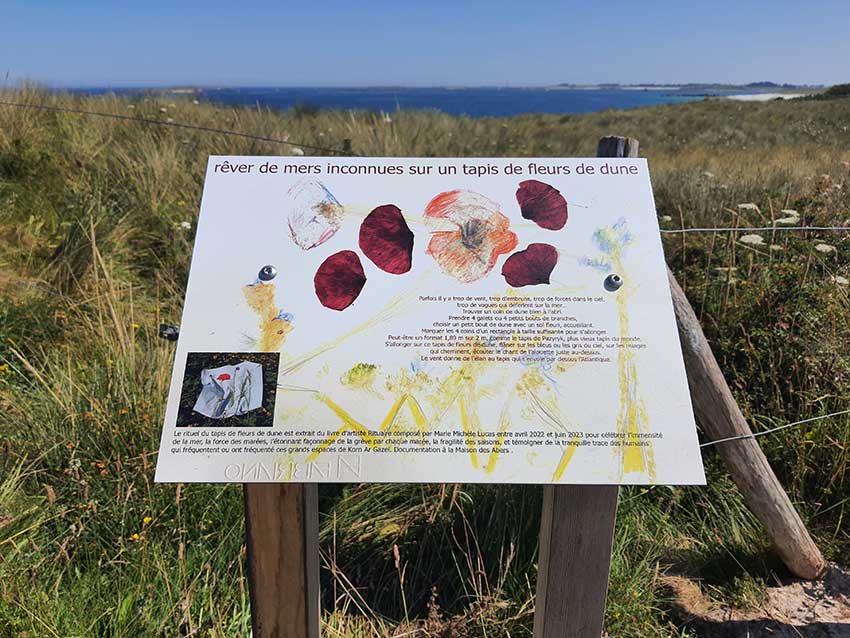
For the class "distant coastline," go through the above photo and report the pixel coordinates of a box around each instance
[63,83,823,118]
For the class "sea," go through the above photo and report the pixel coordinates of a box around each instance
[69,86,765,118]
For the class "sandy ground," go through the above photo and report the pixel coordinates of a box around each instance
[663,564,850,637]
[725,93,807,101]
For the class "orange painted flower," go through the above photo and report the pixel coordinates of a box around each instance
[424,190,518,283]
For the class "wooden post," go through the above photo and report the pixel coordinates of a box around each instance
[244,483,321,638]
[533,135,639,638]
[668,270,826,579]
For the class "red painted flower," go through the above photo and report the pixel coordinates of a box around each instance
[216,373,231,381]
[314,250,367,311]
[424,190,518,283]
[501,243,558,287]
[516,180,568,231]
[359,204,414,274]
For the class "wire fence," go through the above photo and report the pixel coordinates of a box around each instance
[660,226,850,234]
[4,95,848,451]
[0,98,357,156]
[699,409,850,448]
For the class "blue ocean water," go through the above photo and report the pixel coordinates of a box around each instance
[71,86,756,118]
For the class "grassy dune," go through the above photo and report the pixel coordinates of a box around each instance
[0,88,849,637]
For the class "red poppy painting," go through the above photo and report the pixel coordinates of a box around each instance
[359,204,414,274]
[515,180,568,230]
[501,243,559,287]
[314,250,367,311]
[424,190,518,283]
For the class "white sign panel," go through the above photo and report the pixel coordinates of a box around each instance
[155,156,705,485]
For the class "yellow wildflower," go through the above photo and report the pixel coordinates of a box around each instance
[131,323,140,330]
[129,533,140,542]
[143,516,153,526]
[118,408,129,415]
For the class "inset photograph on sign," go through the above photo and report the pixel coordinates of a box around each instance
[175,352,279,428]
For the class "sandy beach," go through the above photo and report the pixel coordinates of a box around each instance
[726,92,806,101]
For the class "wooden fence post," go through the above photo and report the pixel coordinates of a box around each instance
[533,135,639,638]
[668,270,826,579]
[244,483,321,638]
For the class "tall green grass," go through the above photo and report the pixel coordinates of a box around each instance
[0,87,848,636]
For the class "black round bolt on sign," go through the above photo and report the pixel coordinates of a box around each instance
[159,323,180,341]
[604,273,623,292]
[258,265,278,281]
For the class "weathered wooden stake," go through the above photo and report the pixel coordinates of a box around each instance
[533,135,639,638]
[244,483,320,638]
[668,270,826,579]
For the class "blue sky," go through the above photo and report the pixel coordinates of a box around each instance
[2,1,848,87]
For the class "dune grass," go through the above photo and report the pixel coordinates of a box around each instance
[0,87,848,636]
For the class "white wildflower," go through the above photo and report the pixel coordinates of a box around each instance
[178,221,191,230]
[128,104,135,110]
[739,234,765,245]
[831,275,849,286]
[770,244,784,251]
[159,107,167,113]
[291,147,305,156]
[702,171,715,179]
[166,118,174,123]
[815,243,836,254]
[737,203,760,212]
[776,209,800,225]
[660,215,673,222]
[192,99,200,105]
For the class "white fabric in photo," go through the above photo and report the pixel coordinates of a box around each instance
[192,361,263,419]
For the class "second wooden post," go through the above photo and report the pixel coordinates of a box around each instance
[533,135,638,638]
[244,483,321,638]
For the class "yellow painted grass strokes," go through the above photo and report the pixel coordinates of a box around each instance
[614,278,656,480]
[243,281,277,322]
[305,394,379,462]
[242,283,292,351]
[484,400,513,475]
[305,424,348,463]
[640,397,656,480]
[551,436,582,481]
[517,370,563,433]
[380,394,408,431]
[279,286,418,376]
[405,395,428,432]
[458,392,480,470]
[260,317,293,351]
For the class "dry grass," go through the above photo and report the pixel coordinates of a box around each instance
[0,87,848,637]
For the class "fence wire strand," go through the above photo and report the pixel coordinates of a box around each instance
[661,226,850,234]
[0,98,357,156]
[700,409,850,448]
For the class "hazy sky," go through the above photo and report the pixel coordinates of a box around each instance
[2,1,848,87]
